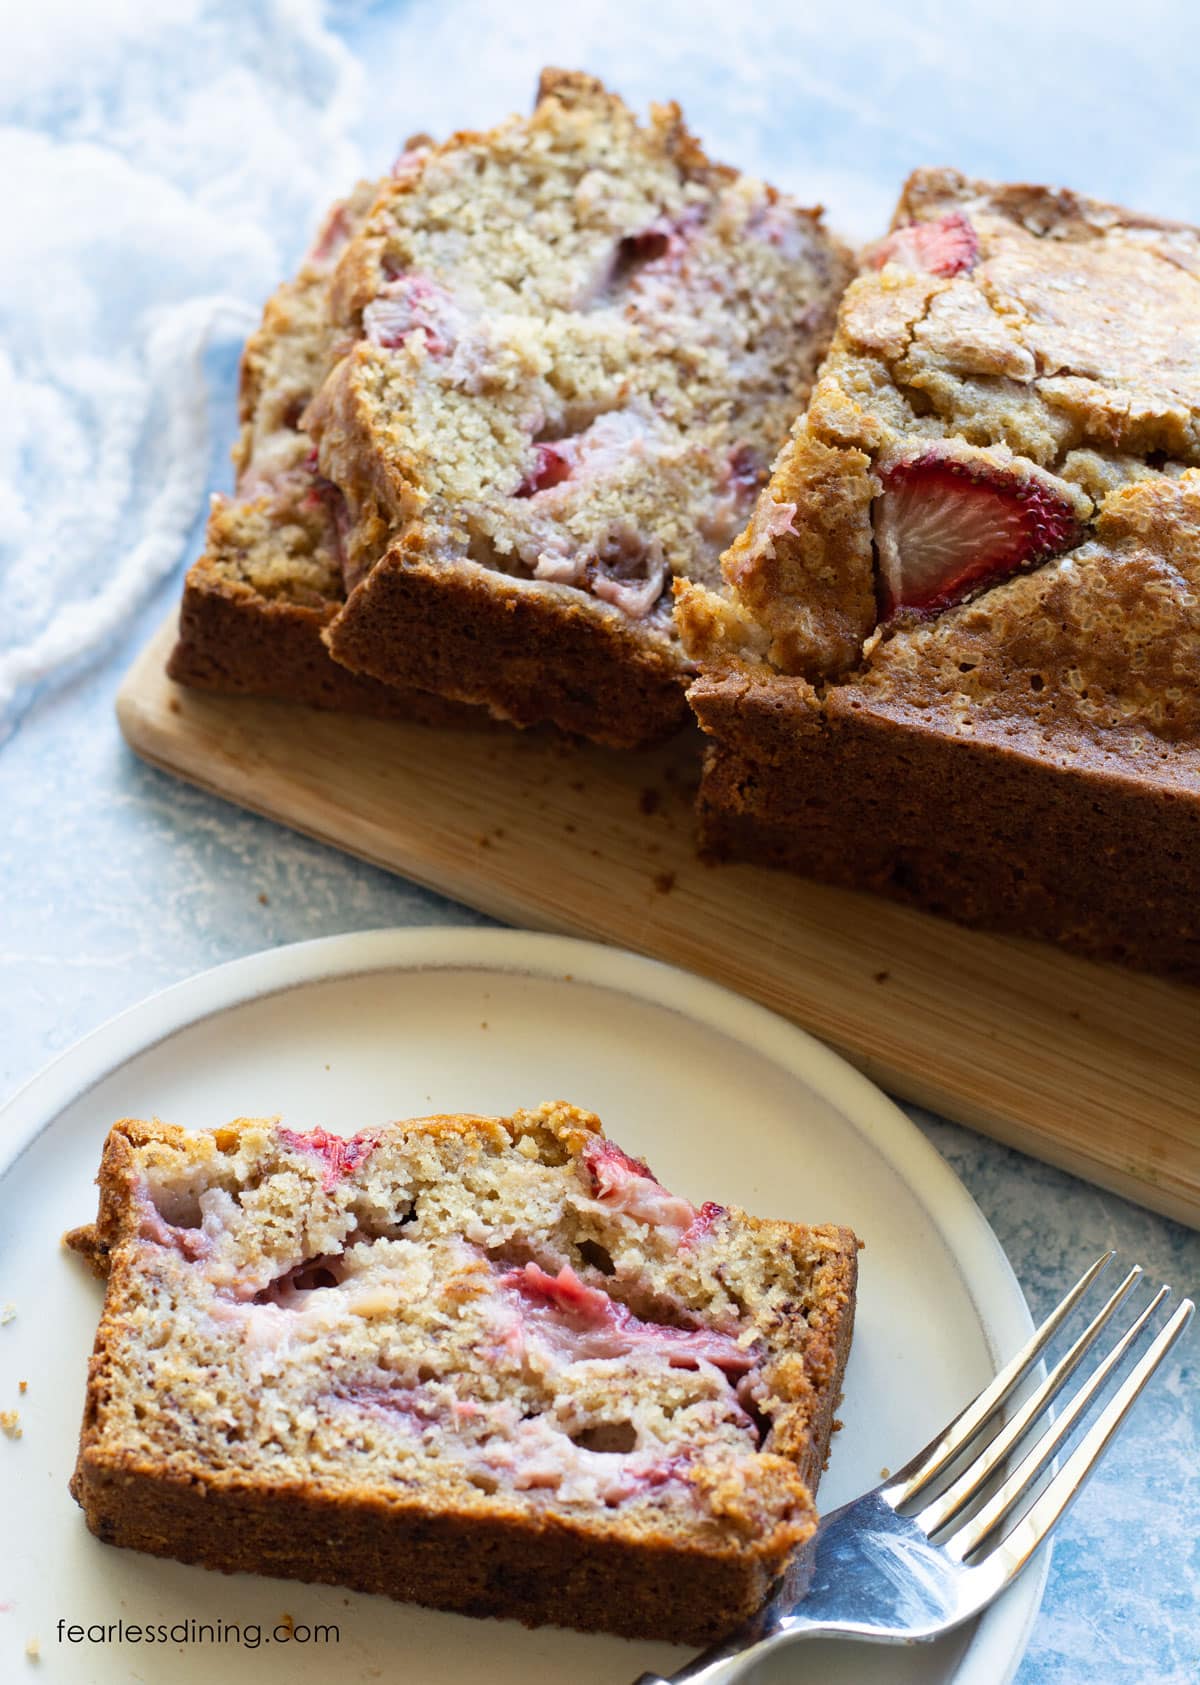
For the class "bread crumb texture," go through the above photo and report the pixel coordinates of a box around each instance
[68,1107,857,1643]
[317,73,848,613]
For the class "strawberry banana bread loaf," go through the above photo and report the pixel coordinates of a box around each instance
[68,1105,858,1644]
[678,169,1200,977]
[167,172,474,723]
[305,70,853,747]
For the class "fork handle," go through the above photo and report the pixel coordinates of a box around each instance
[632,1622,833,1685]
[633,1658,758,1685]
[633,1662,746,1685]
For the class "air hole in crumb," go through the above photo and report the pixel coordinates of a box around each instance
[1029,673,1045,692]
[901,385,936,419]
[484,1240,538,1268]
[146,1180,205,1230]
[736,1386,772,1449]
[531,397,627,448]
[350,1203,418,1242]
[253,1254,349,1305]
[570,1421,638,1454]
[231,1173,266,1208]
[466,526,530,580]
[611,229,670,284]
[577,1239,616,1276]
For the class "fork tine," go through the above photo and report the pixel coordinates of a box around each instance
[915,1264,1143,1536]
[886,1250,1114,1506]
[946,1288,1189,1565]
[968,1296,1195,1598]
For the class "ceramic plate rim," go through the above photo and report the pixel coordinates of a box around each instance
[0,926,1048,1684]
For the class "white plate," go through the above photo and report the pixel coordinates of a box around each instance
[0,929,1045,1684]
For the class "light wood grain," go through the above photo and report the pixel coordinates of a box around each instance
[118,614,1200,1227]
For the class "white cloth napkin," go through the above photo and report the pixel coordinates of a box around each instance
[0,0,366,734]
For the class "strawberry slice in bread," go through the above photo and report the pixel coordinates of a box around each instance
[875,448,1083,617]
[865,209,980,277]
[66,1105,858,1646]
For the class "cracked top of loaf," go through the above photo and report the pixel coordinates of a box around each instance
[69,1104,856,1561]
[306,69,852,638]
[678,169,1200,767]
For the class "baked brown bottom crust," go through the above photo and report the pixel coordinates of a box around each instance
[325,545,692,750]
[69,1447,837,1647]
[695,682,1200,981]
[167,570,479,725]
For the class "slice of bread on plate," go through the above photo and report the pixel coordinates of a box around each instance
[68,1105,858,1644]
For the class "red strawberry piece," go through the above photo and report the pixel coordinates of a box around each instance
[503,1262,754,1376]
[679,1201,726,1248]
[581,1135,658,1196]
[727,445,766,494]
[580,1135,700,1231]
[504,1261,615,1324]
[278,1127,379,1192]
[309,201,350,265]
[514,442,573,498]
[867,211,979,278]
[875,452,1082,618]
[363,273,454,355]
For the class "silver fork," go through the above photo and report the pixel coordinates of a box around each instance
[633,1253,1193,1685]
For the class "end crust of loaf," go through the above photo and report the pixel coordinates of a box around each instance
[67,1107,858,1645]
[170,177,475,725]
[166,554,476,724]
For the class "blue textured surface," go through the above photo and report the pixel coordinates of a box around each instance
[3,2,1199,1680]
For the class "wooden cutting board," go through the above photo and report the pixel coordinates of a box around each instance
[118,614,1200,1226]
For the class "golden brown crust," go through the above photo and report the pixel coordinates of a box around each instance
[848,472,1200,756]
[324,539,692,747]
[681,423,879,676]
[167,552,476,723]
[681,165,1200,977]
[69,1111,858,1644]
[68,1462,787,1643]
[684,166,1200,685]
[895,166,1200,245]
[694,690,1200,978]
